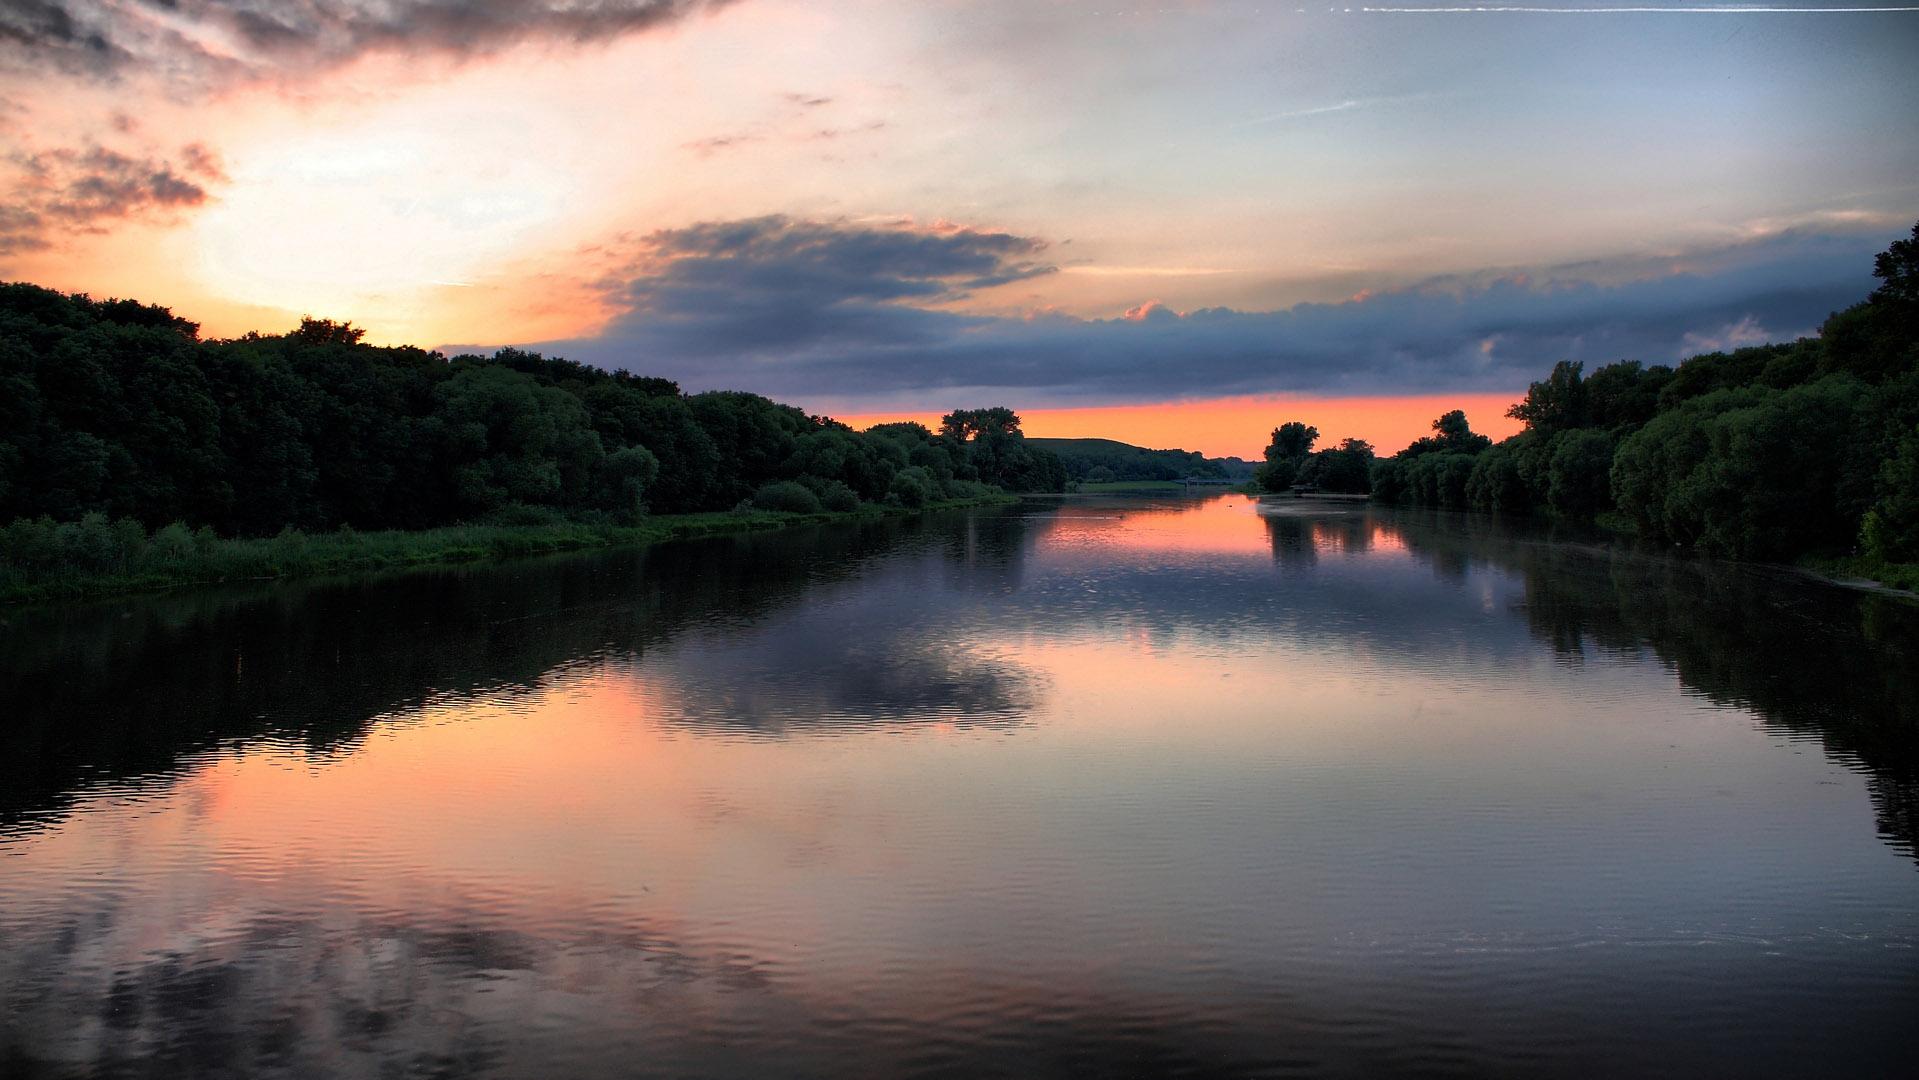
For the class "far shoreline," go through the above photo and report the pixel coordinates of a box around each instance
[0,493,1017,607]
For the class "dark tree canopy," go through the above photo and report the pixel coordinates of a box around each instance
[1368,220,1919,566]
[1266,422,1320,463]
[0,286,1067,539]
[940,407,1022,441]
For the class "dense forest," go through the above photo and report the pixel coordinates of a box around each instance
[1030,438,1231,484]
[0,287,1066,543]
[1255,222,1919,571]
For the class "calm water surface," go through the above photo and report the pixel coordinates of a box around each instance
[3,495,1917,1078]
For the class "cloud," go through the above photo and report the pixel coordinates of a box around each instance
[0,139,222,255]
[515,218,1894,408]
[0,0,734,89]
[573,214,1053,354]
[681,93,885,158]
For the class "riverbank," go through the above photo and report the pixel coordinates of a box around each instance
[1799,555,1919,596]
[0,494,1017,605]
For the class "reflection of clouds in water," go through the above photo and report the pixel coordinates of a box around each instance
[4,496,1919,1077]
[0,902,1381,1080]
[0,903,795,1079]
[634,550,1042,734]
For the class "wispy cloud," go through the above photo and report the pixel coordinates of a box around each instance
[1060,265,1243,278]
[1228,100,1364,128]
[0,0,741,91]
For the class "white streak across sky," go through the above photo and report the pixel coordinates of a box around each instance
[1359,6,1919,12]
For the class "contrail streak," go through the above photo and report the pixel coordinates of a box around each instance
[1361,6,1919,12]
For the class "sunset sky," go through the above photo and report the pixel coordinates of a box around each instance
[2,1,1915,456]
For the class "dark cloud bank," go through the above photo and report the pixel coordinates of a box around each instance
[522,216,1893,407]
[0,0,731,86]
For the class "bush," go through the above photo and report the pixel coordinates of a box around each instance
[752,480,823,514]
[146,522,197,566]
[816,480,860,512]
[944,478,993,501]
[888,466,932,508]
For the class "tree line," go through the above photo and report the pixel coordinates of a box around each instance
[1029,438,1229,484]
[1253,221,1919,566]
[0,285,1067,542]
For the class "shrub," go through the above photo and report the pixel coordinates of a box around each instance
[752,480,823,514]
[888,466,932,508]
[816,480,860,512]
[146,522,197,566]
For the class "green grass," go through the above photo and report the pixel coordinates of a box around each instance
[0,494,1015,605]
[1800,554,1919,593]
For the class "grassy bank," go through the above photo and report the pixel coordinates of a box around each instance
[0,494,1016,605]
[1800,555,1919,595]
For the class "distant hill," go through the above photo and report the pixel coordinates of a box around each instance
[1029,438,1231,483]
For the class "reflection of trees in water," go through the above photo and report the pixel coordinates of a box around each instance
[1375,507,1919,862]
[1260,507,1374,571]
[937,510,1030,598]
[0,509,1035,838]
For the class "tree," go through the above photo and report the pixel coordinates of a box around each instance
[291,317,366,346]
[1545,429,1615,520]
[1266,422,1319,463]
[940,407,1021,441]
[1403,411,1492,457]
[1304,438,1374,494]
[1508,360,1587,434]
[1862,423,1919,562]
[1871,220,1919,311]
[1255,421,1321,492]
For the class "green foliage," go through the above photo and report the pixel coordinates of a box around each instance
[1464,440,1532,514]
[1029,437,1224,482]
[817,480,861,513]
[1401,410,1494,457]
[752,480,825,514]
[1871,221,1919,314]
[887,466,934,508]
[1254,456,1298,493]
[1254,421,1324,492]
[1367,223,1919,566]
[1545,429,1616,520]
[1266,422,1319,463]
[0,285,1058,559]
[940,406,1022,441]
[1298,437,1375,494]
[1507,361,1588,434]
[1861,422,1919,562]
[1611,378,1877,558]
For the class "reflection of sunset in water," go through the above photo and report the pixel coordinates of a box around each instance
[1034,494,1412,562]
[4,496,1917,1077]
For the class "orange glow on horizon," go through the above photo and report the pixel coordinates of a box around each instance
[835,393,1527,460]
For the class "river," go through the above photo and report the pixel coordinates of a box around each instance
[3,494,1915,1077]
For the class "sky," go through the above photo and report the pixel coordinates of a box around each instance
[2,1,1916,456]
